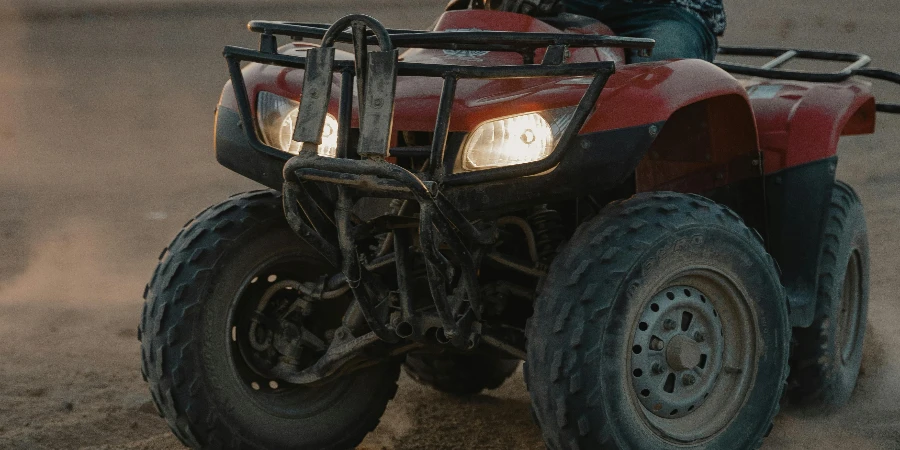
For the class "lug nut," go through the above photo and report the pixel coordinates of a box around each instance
[694,331,705,343]
[682,373,696,386]
[652,363,664,375]
[650,338,664,351]
[663,319,676,331]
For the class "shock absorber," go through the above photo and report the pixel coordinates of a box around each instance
[528,205,565,265]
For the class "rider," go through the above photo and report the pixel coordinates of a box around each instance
[484,0,723,63]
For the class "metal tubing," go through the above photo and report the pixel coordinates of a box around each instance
[282,184,341,266]
[761,50,797,69]
[248,20,654,53]
[334,187,396,342]
[224,46,614,79]
[337,70,354,158]
[418,206,460,339]
[496,216,539,263]
[431,76,458,178]
[393,229,416,321]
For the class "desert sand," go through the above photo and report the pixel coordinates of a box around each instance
[0,0,898,448]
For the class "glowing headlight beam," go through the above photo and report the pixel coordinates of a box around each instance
[257,91,338,157]
[461,108,575,171]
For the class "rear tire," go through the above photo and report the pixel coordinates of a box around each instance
[525,192,790,450]
[140,190,400,450]
[789,181,869,408]
[403,352,519,395]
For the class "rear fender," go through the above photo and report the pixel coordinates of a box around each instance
[749,80,875,327]
[749,80,876,173]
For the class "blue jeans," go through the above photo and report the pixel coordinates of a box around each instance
[563,2,718,63]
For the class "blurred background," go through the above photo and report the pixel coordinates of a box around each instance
[0,0,897,448]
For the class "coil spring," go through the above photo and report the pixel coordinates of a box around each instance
[528,206,565,265]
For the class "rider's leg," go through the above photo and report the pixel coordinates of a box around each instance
[563,2,717,62]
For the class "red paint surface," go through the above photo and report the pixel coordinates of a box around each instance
[220,10,877,174]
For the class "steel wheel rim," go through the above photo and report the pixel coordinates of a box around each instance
[837,250,864,364]
[225,253,353,419]
[627,268,758,443]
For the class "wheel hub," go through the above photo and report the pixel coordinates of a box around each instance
[666,335,703,371]
[630,286,724,419]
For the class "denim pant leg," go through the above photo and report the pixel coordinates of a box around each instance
[563,2,718,62]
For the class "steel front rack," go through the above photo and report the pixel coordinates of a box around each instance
[223,15,654,358]
[716,46,900,113]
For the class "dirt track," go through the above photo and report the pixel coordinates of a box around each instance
[0,1,898,449]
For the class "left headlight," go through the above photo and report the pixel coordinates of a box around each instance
[256,91,338,157]
[460,107,575,171]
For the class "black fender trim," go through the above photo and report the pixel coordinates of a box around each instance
[764,157,837,327]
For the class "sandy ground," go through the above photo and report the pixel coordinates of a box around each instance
[0,0,898,449]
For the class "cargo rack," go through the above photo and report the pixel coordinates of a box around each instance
[716,46,900,113]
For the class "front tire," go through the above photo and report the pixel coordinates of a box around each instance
[789,181,869,408]
[525,192,790,450]
[140,190,400,450]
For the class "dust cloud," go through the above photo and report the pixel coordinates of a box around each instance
[0,1,898,449]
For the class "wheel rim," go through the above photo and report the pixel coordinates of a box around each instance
[226,253,354,419]
[837,250,864,365]
[628,268,758,443]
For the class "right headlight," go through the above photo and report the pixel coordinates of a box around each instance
[256,91,338,157]
[460,107,575,171]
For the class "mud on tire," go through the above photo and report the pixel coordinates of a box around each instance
[139,190,400,450]
[789,181,869,408]
[525,192,791,450]
[404,352,519,396]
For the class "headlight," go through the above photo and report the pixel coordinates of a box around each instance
[461,107,575,171]
[256,91,338,157]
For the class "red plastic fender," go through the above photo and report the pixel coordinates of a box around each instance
[744,79,876,173]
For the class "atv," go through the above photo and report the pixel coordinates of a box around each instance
[139,3,900,449]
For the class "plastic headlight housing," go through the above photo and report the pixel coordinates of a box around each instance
[460,107,575,171]
[256,91,338,157]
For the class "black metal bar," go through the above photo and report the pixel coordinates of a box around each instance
[337,69,354,158]
[352,22,369,120]
[761,50,796,70]
[293,47,335,148]
[225,45,614,79]
[417,206,460,339]
[358,50,399,157]
[393,229,415,322]
[431,76,458,179]
[282,183,341,266]
[542,44,568,66]
[247,20,655,53]
[397,60,614,79]
[715,46,872,83]
[259,32,277,54]
[334,186,397,342]
[321,15,394,52]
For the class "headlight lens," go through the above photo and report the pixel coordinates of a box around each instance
[256,91,338,157]
[461,107,575,171]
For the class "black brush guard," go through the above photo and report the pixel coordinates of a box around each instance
[223,15,654,370]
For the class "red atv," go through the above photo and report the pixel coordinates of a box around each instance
[139,5,899,450]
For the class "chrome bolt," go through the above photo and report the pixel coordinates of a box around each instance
[682,373,696,386]
[663,319,677,331]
